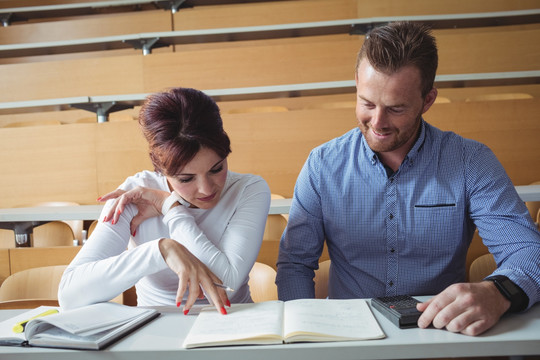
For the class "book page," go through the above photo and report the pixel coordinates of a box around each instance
[29,302,154,336]
[183,301,284,348]
[0,306,58,341]
[283,299,385,342]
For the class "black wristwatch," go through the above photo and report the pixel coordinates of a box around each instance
[485,275,528,313]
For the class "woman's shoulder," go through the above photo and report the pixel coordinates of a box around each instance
[226,171,270,192]
[119,170,167,191]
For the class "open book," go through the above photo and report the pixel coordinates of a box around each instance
[183,299,385,348]
[0,302,159,350]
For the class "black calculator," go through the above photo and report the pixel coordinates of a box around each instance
[371,295,422,329]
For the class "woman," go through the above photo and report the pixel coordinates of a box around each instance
[58,88,271,315]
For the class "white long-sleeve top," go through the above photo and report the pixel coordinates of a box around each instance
[58,170,271,309]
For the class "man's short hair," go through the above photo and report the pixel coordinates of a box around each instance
[356,21,438,97]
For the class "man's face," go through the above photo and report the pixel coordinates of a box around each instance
[355,59,437,158]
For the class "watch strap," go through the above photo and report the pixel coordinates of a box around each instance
[486,275,528,313]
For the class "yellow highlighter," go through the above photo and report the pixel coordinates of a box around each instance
[12,309,59,333]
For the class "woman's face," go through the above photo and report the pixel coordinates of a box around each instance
[166,147,228,209]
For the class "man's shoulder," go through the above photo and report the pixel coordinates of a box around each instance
[426,122,486,152]
[312,128,360,156]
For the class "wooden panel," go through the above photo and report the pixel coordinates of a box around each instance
[173,0,357,30]
[173,0,540,30]
[0,55,145,102]
[428,99,540,186]
[142,34,360,93]
[0,10,172,45]
[437,26,540,74]
[1,25,538,102]
[225,107,356,197]
[0,95,538,206]
[95,121,153,196]
[8,246,80,274]
[0,123,97,208]
[0,249,9,286]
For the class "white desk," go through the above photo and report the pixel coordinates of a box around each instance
[0,199,292,247]
[0,184,538,247]
[0,301,539,360]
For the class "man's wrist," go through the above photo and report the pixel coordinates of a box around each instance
[485,275,529,313]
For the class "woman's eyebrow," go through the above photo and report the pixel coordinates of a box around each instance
[177,159,225,176]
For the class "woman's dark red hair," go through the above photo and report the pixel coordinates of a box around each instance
[139,87,231,176]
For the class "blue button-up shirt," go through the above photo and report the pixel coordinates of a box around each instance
[276,120,540,308]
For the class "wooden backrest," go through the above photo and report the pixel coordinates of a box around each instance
[33,221,75,247]
[31,202,84,242]
[465,231,490,281]
[0,249,9,286]
[314,259,331,299]
[469,253,497,283]
[8,246,80,274]
[0,222,75,248]
[0,264,67,301]
[248,262,278,303]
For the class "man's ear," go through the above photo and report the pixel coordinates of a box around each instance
[422,88,438,114]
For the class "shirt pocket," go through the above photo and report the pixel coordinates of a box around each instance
[410,202,459,252]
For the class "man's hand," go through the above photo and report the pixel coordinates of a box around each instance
[416,281,510,336]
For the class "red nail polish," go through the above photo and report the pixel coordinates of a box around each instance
[96,197,102,201]
[176,302,181,308]
[226,299,231,307]
[220,307,227,315]
[103,216,108,222]
[132,230,136,236]
[111,219,115,225]
[183,309,189,315]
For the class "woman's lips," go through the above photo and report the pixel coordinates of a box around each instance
[198,193,216,202]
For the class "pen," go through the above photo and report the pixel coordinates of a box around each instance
[214,283,235,292]
[12,309,59,333]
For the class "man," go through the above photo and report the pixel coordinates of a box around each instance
[276,21,540,336]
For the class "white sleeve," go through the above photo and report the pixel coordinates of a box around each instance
[58,203,168,310]
[163,179,270,291]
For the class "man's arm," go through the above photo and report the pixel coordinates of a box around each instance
[276,150,326,301]
[418,143,540,335]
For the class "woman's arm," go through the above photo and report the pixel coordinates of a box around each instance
[164,178,271,292]
[58,202,229,313]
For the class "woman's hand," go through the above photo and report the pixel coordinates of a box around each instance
[159,238,230,315]
[98,186,170,235]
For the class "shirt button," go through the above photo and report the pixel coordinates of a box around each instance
[389,281,394,286]
[389,214,394,220]
[390,248,395,253]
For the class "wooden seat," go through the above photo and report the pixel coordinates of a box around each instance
[248,262,278,302]
[469,253,497,283]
